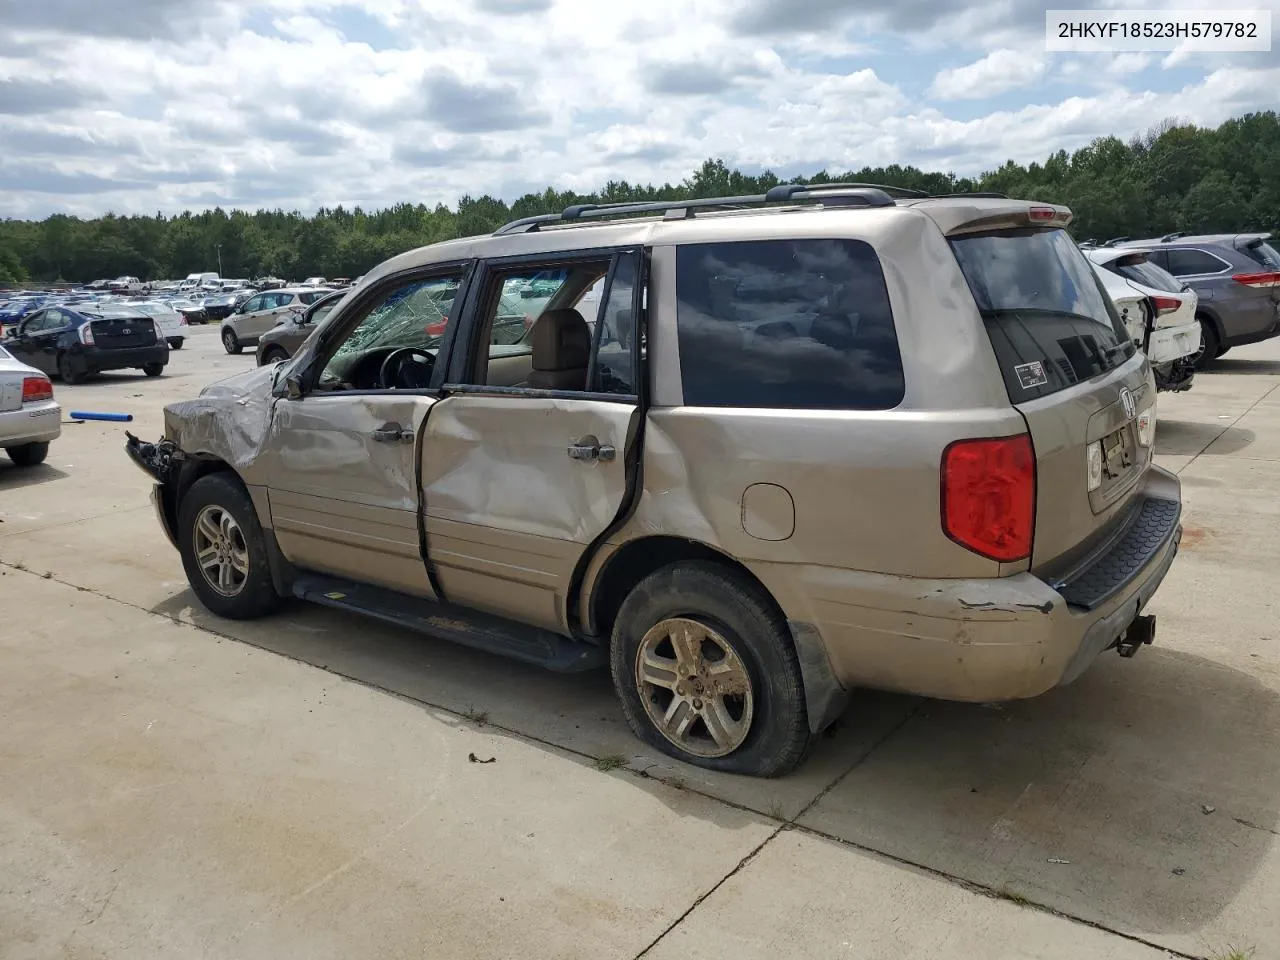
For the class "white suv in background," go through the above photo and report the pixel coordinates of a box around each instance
[1085,247,1200,393]
[220,288,331,354]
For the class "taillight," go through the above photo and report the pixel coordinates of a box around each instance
[21,375,53,403]
[80,324,95,345]
[1233,271,1280,288]
[941,434,1036,563]
[1150,296,1181,315]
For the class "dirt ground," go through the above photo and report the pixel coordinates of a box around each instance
[2,326,1278,960]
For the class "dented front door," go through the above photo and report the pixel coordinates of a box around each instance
[420,395,638,633]
[263,393,438,598]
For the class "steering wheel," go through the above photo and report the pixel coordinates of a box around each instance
[378,347,435,390]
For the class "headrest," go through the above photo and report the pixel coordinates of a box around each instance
[530,308,591,372]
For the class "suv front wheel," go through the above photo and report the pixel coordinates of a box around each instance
[609,561,812,777]
[177,473,281,620]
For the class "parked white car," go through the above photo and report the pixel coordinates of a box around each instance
[128,301,188,350]
[0,343,60,467]
[1085,247,1200,393]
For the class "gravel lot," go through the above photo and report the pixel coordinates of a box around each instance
[2,325,1279,960]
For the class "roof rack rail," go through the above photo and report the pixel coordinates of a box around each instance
[928,192,1010,199]
[765,181,926,201]
[1103,236,1131,247]
[493,184,900,236]
[1160,232,1187,243]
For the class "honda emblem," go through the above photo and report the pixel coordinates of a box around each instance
[1119,387,1136,420]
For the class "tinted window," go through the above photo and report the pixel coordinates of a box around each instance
[299,291,326,305]
[675,239,904,410]
[951,228,1134,403]
[242,295,264,313]
[1109,255,1184,293]
[1166,248,1228,276]
[1240,239,1280,269]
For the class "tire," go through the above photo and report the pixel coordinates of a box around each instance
[222,328,242,355]
[56,353,87,385]
[6,442,49,467]
[609,561,812,777]
[177,473,281,620]
[168,338,184,350]
[1193,317,1221,370]
[142,362,165,377]
[260,346,289,366]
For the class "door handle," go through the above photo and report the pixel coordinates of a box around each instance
[567,435,616,462]
[372,422,414,443]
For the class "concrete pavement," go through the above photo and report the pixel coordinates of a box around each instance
[2,326,1277,959]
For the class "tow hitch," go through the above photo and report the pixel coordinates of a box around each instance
[1116,614,1156,658]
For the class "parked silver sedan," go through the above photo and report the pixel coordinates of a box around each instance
[0,343,60,467]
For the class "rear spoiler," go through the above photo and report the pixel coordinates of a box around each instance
[916,200,1074,237]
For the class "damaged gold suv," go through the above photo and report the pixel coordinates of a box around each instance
[127,184,1182,777]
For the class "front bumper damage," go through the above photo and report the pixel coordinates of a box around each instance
[125,432,182,549]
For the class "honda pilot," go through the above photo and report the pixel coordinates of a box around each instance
[126,185,1182,777]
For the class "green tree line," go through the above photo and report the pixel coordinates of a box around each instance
[2,111,1278,286]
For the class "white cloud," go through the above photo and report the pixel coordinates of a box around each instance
[0,0,1276,218]
[928,50,1047,100]
[1106,53,1153,76]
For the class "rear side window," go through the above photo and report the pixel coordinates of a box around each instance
[1166,248,1229,276]
[674,239,904,410]
[951,228,1135,404]
[1240,239,1280,269]
[1108,255,1183,293]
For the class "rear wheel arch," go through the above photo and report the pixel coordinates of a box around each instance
[588,536,787,642]
[586,535,850,739]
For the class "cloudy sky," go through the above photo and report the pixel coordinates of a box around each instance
[1,0,1277,218]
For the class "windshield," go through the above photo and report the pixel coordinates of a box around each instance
[951,228,1135,403]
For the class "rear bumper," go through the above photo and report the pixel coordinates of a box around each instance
[751,466,1182,704]
[1146,320,1200,365]
[0,401,61,446]
[69,344,169,373]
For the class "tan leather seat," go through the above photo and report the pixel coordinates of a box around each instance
[525,308,591,390]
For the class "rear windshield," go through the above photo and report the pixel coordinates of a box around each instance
[1108,255,1184,293]
[1240,238,1280,269]
[675,238,905,410]
[950,228,1135,404]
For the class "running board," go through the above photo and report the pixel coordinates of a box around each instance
[291,575,605,673]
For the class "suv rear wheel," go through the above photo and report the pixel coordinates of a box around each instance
[177,473,280,620]
[609,561,811,777]
[222,328,242,355]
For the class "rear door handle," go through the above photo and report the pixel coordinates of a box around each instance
[567,435,616,462]
[372,422,414,443]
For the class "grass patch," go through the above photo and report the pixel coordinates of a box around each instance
[995,886,1031,907]
[594,754,626,772]
[769,800,786,821]
[1210,946,1255,960]
[461,705,489,726]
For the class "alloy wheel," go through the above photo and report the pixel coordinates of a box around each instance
[635,617,755,758]
[192,505,250,597]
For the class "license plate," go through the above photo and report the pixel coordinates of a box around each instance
[0,381,20,412]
